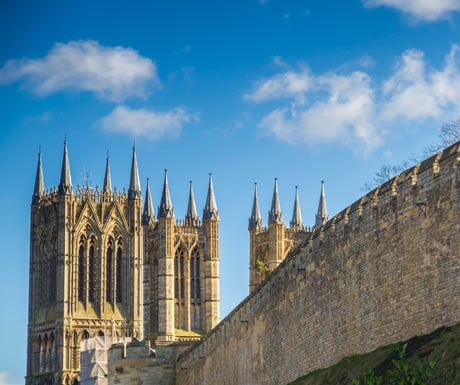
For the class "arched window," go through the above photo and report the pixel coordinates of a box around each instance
[49,333,55,371]
[116,239,123,303]
[78,237,85,302]
[88,237,96,303]
[42,334,48,372]
[174,247,185,300]
[106,239,113,303]
[35,335,42,373]
[49,255,56,305]
[190,248,201,301]
[82,330,90,340]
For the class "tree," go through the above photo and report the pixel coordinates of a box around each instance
[363,119,460,191]
[424,119,460,155]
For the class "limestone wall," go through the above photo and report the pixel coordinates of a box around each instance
[176,143,460,385]
[108,341,174,385]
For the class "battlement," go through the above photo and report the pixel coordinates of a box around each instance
[176,141,460,385]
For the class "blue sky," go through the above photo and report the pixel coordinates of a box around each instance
[2,1,460,383]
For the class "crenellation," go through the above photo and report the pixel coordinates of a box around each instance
[175,140,460,385]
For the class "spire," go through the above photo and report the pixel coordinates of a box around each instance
[128,146,141,200]
[185,181,199,224]
[315,180,329,227]
[103,153,112,194]
[268,178,283,225]
[203,173,219,221]
[58,140,72,195]
[290,186,303,229]
[142,178,155,225]
[248,183,263,231]
[32,150,44,204]
[158,169,174,218]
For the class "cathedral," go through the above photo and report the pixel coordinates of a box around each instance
[26,142,327,385]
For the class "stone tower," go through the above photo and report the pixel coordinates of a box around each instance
[248,180,327,292]
[143,172,220,342]
[26,143,143,385]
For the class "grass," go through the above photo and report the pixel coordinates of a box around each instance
[288,323,460,385]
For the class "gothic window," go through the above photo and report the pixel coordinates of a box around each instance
[106,239,113,303]
[174,247,185,300]
[190,248,201,302]
[116,239,123,303]
[78,237,85,302]
[35,335,42,373]
[42,334,48,372]
[88,237,96,303]
[72,331,79,370]
[49,333,55,371]
[49,255,56,304]
[82,330,90,340]
[174,253,179,299]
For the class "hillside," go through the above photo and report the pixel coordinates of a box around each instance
[289,323,460,385]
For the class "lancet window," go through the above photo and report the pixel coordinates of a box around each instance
[190,248,201,302]
[78,237,85,302]
[174,247,185,300]
[106,238,113,303]
[116,238,123,303]
[88,236,96,303]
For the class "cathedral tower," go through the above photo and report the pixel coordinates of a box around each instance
[143,173,220,342]
[26,143,143,385]
[248,180,327,292]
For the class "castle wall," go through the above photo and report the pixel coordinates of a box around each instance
[175,143,460,385]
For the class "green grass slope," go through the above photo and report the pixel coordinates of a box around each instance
[289,323,460,385]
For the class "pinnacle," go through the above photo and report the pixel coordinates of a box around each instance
[203,173,219,221]
[128,146,141,200]
[249,182,263,231]
[158,169,174,218]
[142,178,155,225]
[268,178,283,225]
[58,140,73,195]
[186,181,199,224]
[315,180,329,227]
[32,150,45,204]
[290,185,303,229]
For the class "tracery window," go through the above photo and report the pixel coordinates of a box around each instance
[106,239,113,303]
[116,238,123,303]
[78,237,85,302]
[88,236,96,303]
[190,248,201,301]
[49,255,56,305]
[174,247,185,300]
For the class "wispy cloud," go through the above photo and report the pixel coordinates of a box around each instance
[244,69,312,103]
[245,46,460,154]
[380,46,460,121]
[0,40,159,102]
[100,105,199,140]
[0,371,18,385]
[254,71,379,154]
[363,0,460,22]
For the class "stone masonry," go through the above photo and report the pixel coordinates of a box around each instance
[175,142,460,385]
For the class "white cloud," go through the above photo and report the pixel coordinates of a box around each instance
[258,71,380,154]
[363,0,460,21]
[246,45,460,154]
[381,45,460,121]
[0,371,18,385]
[244,69,311,103]
[0,40,158,101]
[100,105,199,140]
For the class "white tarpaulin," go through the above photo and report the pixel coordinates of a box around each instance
[80,336,131,385]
